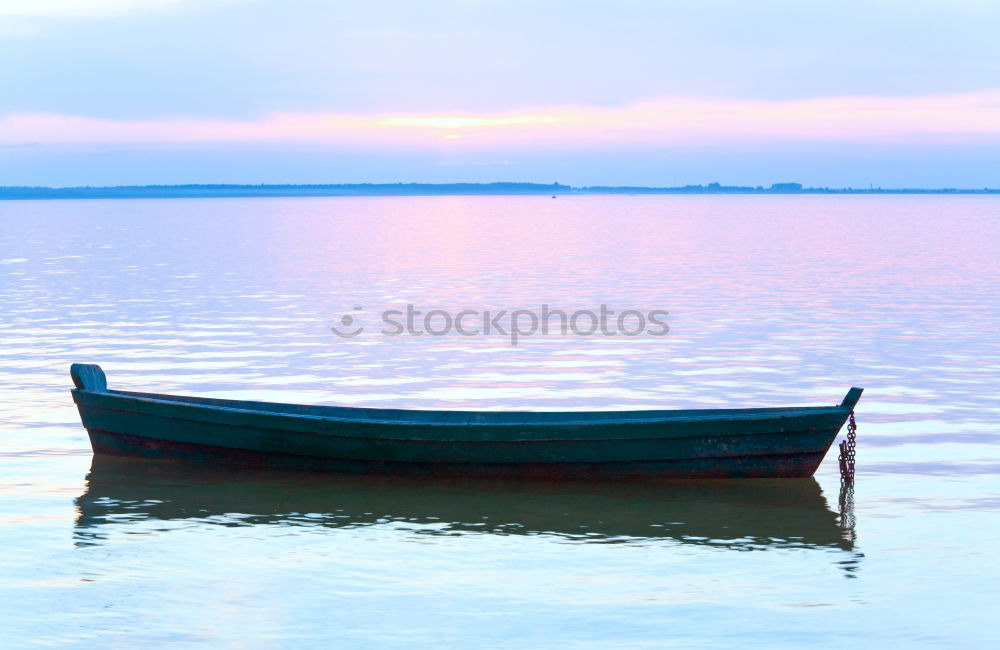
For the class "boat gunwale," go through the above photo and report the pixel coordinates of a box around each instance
[75,387,853,428]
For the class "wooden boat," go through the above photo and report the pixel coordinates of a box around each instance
[70,363,863,479]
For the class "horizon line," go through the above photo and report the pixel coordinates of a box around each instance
[1,181,999,199]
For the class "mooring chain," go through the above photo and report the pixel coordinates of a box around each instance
[838,411,857,485]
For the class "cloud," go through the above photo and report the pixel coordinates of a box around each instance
[2,92,999,150]
[0,0,250,19]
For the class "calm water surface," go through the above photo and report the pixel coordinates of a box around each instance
[0,196,998,647]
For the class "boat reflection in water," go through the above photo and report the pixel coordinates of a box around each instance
[75,456,860,565]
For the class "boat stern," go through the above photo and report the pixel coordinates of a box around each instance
[71,363,107,393]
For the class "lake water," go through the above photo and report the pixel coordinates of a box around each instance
[1,195,998,647]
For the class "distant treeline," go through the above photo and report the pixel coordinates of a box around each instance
[1,182,998,199]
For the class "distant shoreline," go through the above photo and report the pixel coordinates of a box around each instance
[2,182,998,199]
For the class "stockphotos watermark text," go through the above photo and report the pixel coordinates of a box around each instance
[331,304,669,345]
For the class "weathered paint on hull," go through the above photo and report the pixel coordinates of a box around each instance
[71,363,862,479]
[87,429,828,479]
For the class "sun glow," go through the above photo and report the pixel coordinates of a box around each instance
[379,115,563,129]
[3,92,999,149]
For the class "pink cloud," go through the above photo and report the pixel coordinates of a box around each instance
[3,91,999,149]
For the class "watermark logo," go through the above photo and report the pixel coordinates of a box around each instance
[331,304,669,346]
[329,306,365,338]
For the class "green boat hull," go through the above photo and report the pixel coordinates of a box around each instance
[71,364,863,479]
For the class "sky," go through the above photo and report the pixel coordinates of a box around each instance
[1,0,998,187]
